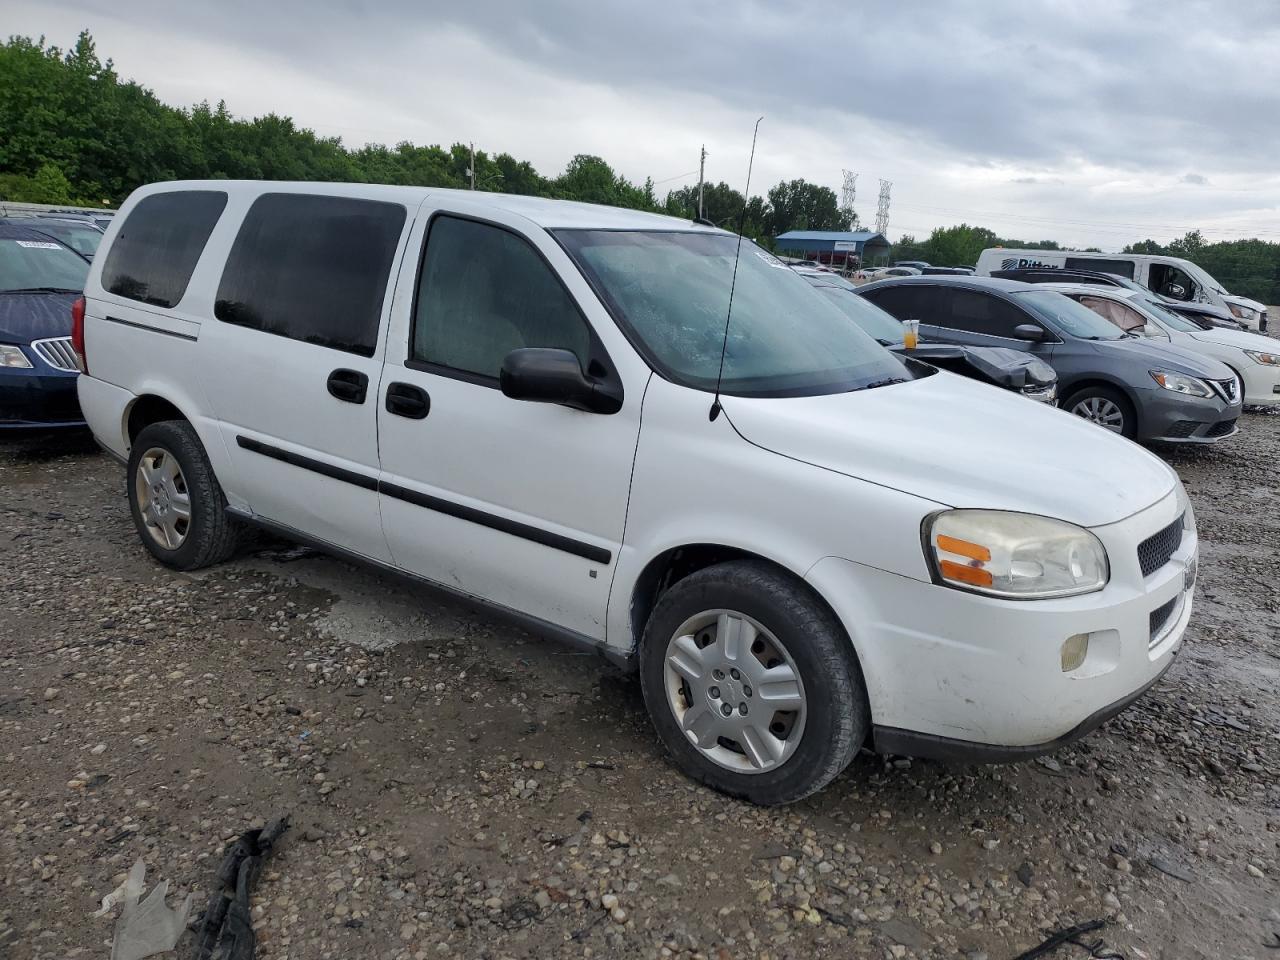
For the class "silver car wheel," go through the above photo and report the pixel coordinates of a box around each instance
[1070,396,1125,433]
[663,609,806,775]
[134,447,191,550]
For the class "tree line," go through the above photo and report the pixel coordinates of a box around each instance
[0,32,850,247]
[3,32,1276,305]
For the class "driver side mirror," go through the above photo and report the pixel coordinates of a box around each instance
[1165,282,1187,299]
[500,348,622,414]
[1013,324,1048,342]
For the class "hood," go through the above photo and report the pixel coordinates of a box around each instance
[1189,325,1280,353]
[1100,336,1236,381]
[724,369,1175,528]
[0,291,77,343]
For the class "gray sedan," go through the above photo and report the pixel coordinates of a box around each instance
[856,276,1242,443]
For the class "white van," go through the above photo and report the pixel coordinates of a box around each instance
[975,247,1268,331]
[75,181,1197,804]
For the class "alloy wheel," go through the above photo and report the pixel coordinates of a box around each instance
[134,447,191,550]
[663,609,806,774]
[1071,396,1125,433]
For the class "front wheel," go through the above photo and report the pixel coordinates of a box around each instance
[639,560,868,805]
[1063,386,1136,440]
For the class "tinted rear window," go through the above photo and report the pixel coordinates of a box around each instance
[1064,257,1135,279]
[215,194,406,356]
[101,191,227,307]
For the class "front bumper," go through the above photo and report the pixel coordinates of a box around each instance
[1136,385,1240,443]
[806,490,1194,751]
[1239,363,1280,407]
[0,363,84,430]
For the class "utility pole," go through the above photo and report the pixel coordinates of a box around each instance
[697,145,707,220]
[469,142,476,190]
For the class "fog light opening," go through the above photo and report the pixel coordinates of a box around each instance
[1061,633,1089,673]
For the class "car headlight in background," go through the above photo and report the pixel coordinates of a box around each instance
[1228,303,1259,323]
[925,510,1109,599]
[1243,349,1279,366]
[1150,370,1213,398]
[0,344,33,369]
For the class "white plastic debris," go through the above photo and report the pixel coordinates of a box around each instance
[93,858,193,960]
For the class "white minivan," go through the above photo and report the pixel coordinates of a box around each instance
[975,247,1269,331]
[76,181,1198,804]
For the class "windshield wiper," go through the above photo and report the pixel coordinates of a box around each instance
[858,376,909,391]
[0,286,81,295]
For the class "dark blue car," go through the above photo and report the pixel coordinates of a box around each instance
[0,223,90,431]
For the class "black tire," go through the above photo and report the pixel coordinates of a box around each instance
[1062,385,1137,440]
[127,420,242,570]
[638,560,868,805]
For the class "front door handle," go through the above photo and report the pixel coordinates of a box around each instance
[327,368,369,404]
[385,382,430,419]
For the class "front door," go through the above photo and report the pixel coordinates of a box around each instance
[375,203,650,640]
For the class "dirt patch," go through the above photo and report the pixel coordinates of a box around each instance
[0,416,1277,959]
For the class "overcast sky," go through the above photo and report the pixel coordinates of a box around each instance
[11,0,1280,249]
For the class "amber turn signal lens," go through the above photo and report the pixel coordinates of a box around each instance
[938,559,994,587]
[936,534,991,563]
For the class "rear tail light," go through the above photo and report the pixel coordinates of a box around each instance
[71,296,87,373]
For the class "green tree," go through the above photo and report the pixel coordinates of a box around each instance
[765,179,848,237]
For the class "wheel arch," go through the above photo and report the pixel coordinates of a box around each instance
[1058,376,1141,429]
[627,543,852,661]
[125,394,191,444]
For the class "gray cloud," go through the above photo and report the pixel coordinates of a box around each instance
[11,0,1280,248]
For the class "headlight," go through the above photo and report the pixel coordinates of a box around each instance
[1150,370,1213,398]
[1228,303,1258,322]
[925,510,1109,599]
[0,344,33,369]
[1244,349,1279,366]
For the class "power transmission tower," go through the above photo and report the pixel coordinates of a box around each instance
[840,170,858,229]
[698,145,707,220]
[875,179,892,235]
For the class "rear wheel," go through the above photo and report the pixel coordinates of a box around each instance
[639,560,867,805]
[1064,385,1136,439]
[127,420,242,570]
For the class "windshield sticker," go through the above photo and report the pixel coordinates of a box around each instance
[754,250,788,269]
[14,240,63,249]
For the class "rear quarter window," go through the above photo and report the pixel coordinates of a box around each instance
[100,191,228,308]
[214,193,406,356]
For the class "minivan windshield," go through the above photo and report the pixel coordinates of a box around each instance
[1013,290,1127,340]
[557,230,910,396]
[0,237,90,293]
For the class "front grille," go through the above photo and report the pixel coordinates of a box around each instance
[1137,514,1184,578]
[30,336,79,372]
[1165,420,1200,439]
[1210,378,1240,404]
[1149,594,1179,645]
[1206,418,1237,438]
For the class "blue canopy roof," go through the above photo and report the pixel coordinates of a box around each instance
[774,230,887,243]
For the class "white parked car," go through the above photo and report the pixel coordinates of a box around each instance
[75,181,1198,804]
[1042,284,1280,408]
[860,265,921,280]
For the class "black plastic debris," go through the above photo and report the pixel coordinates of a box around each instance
[1013,919,1125,960]
[193,816,290,960]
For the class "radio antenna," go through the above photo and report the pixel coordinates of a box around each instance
[709,116,763,422]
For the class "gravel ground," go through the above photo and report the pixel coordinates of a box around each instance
[1,409,1278,960]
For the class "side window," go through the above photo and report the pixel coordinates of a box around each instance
[215,194,406,356]
[411,215,591,380]
[1078,296,1161,337]
[101,191,227,307]
[948,290,1027,337]
[861,286,947,326]
[1064,257,1135,279]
